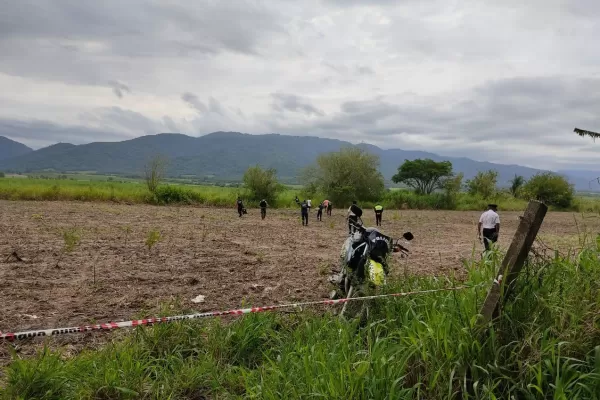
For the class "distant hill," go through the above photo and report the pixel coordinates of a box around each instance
[0,132,596,190]
[0,136,33,161]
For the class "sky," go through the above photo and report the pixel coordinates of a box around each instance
[1,0,599,171]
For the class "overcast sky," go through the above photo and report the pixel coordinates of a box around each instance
[1,0,599,171]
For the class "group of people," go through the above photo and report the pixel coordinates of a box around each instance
[236,196,383,230]
[238,196,500,253]
[294,196,332,226]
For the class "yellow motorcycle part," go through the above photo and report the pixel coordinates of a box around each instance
[367,259,386,286]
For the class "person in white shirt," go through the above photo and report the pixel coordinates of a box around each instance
[478,204,500,251]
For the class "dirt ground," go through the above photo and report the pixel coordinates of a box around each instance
[1,200,599,360]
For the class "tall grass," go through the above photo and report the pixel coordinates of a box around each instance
[3,243,600,399]
[1,178,599,212]
[0,179,300,208]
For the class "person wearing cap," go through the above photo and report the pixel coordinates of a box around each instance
[374,203,383,226]
[478,204,500,251]
[347,200,359,235]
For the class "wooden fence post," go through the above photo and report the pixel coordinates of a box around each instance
[477,200,548,327]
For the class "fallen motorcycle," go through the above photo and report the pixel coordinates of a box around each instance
[328,204,414,318]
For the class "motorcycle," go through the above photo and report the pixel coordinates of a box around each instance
[328,204,414,318]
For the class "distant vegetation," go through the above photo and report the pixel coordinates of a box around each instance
[301,147,385,205]
[243,165,285,204]
[391,158,453,194]
[0,151,589,211]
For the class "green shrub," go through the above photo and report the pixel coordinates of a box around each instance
[243,165,285,204]
[466,169,498,199]
[151,185,201,205]
[522,172,575,208]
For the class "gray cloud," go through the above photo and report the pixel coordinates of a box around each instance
[182,93,208,115]
[356,66,375,76]
[271,93,325,117]
[1,1,600,171]
[208,97,226,116]
[108,81,131,98]
[0,118,131,148]
[0,1,284,86]
[267,75,600,170]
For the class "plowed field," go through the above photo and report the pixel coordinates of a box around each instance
[1,200,596,360]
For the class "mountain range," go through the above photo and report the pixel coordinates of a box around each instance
[0,132,597,190]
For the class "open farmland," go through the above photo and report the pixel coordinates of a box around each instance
[1,201,599,355]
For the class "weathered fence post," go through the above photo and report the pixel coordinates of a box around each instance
[477,200,548,327]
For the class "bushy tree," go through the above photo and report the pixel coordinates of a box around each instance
[466,170,498,199]
[522,172,574,208]
[444,172,464,196]
[392,159,454,194]
[300,147,384,205]
[144,155,168,193]
[243,165,284,203]
[0,172,5,178]
[509,175,525,197]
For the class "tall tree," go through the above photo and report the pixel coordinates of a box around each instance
[392,159,453,194]
[466,170,498,199]
[300,147,384,205]
[509,175,525,197]
[243,165,284,203]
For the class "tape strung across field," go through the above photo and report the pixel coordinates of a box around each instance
[0,281,497,342]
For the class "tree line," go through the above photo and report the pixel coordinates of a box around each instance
[240,149,575,209]
[139,150,576,209]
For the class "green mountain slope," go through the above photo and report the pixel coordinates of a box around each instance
[0,136,33,161]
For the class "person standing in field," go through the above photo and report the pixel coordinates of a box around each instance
[347,200,358,235]
[478,204,500,251]
[307,199,312,212]
[236,196,244,218]
[374,203,383,226]
[259,199,268,220]
[327,200,332,216]
[322,199,330,216]
[300,200,309,226]
[316,201,324,221]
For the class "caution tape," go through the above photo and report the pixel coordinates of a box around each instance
[0,284,484,342]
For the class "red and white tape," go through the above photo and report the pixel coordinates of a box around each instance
[0,285,483,342]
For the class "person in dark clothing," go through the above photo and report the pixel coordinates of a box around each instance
[347,200,358,235]
[236,197,244,218]
[374,204,383,226]
[300,200,309,226]
[294,195,300,204]
[259,199,268,219]
[327,201,332,216]
[316,202,324,221]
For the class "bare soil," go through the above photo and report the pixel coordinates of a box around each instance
[1,200,598,361]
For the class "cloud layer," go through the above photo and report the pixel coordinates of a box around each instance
[1,0,599,170]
